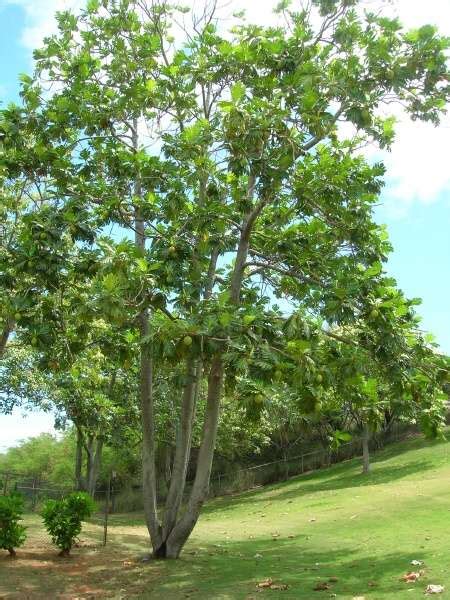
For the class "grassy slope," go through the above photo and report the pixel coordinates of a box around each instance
[1,433,450,599]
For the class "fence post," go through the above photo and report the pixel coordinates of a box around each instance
[103,474,111,546]
[31,477,38,512]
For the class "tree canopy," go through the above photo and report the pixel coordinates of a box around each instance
[0,0,449,559]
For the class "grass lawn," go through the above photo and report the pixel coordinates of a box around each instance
[1,433,450,599]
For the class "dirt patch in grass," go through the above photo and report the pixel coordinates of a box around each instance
[0,520,161,600]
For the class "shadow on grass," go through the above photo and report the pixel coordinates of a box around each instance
[154,537,429,599]
[0,538,164,600]
[0,532,433,600]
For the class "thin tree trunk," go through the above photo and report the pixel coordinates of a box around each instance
[0,318,14,358]
[362,424,370,474]
[87,438,103,496]
[164,443,172,485]
[86,436,93,491]
[75,428,84,490]
[164,354,224,558]
[148,176,260,558]
[159,176,259,558]
[162,357,198,539]
[133,121,162,552]
[85,436,103,496]
[139,305,163,550]
[158,245,218,549]
[161,195,217,538]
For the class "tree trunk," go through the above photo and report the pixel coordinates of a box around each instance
[162,357,198,539]
[144,176,259,559]
[163,354,224,558]
[0,318,14,358]
[362,424,370,474]
[86,436,103,496]
[133,122,163,552]
[75,428,84,491]
[153,177,258,558]
[164,443,172,485]
[140,324,163,552]
[8,548,16,558]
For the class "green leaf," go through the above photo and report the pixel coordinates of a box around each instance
[86,0,100,12]
[231,82,246,103]
[364,261,383,278]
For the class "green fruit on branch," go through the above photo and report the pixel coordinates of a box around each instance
[369,308,380,320]
[273,369,283,382]
[183,335,193,347]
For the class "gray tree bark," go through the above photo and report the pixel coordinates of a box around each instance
[362,424,371,474]
[86,435,103,496]
[162,357,198,539]
[155,177,259,558]
[133,122,163,552]
[0,318,14,359]
[164,354,224,558]
[75,428,84,490]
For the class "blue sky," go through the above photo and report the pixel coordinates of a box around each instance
[0,0,449,449]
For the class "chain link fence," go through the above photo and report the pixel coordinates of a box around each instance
[1,424,416,545]
[0,471,72,511]
[208,424,413,496]
[96,424,416,516]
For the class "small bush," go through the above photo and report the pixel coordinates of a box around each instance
[0,493,27,557]
[42,492,95,556]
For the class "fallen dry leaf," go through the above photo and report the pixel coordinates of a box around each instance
[411,559,424,566]
[256,578,288,591]
[401,571,421,582]
[426,584,445,594]
[270,584,289,591]
[257,579,274,589]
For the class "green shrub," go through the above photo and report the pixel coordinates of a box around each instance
[0,493,27,557]
[42,492,95,556]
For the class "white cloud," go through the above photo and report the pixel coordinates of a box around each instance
[377,0,450,212]
[381,115,450,215]
[3,0,84,51]
[6,0,450,211]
